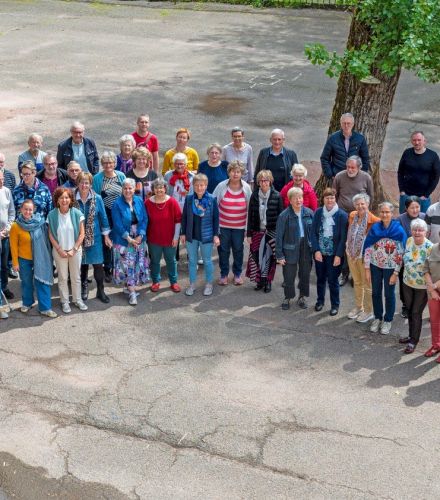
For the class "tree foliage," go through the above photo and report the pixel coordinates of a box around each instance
[305,0,440,82]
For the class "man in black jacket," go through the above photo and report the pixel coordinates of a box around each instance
[254,129,298,192]
[57,121,99,175]
[320,113,370,180]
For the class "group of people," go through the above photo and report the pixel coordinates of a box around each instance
[1,113,440,363]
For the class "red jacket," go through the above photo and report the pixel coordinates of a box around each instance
[280,179,318,211]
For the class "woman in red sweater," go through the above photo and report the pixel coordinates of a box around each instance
[280,164,318,211]
[145,178,182,292]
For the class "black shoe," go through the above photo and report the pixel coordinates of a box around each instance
[314,303,324,312]
[338,274,348,287]
[254,283,264,291]
[297,296,308,309]
[400,307,408,319]
[330,308,339,316]
[264,282,272,293]
[104,270,112,283]
[97,288,110,304]
[281,299,290,310]
[2,289,14,300]
[81,282,89,301]
[399,336,411,344]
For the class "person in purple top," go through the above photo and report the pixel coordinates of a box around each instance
[116,135,136,174]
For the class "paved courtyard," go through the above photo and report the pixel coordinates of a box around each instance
[0,1,440,498]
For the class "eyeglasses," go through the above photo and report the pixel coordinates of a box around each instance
[259,179,270,183]
[22,172,34,177]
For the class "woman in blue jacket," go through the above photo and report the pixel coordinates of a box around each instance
[111,178,149,306]
[75,172,112,303]
[311,187,348,316]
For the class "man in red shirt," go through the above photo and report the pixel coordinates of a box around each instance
[132,115,159,174]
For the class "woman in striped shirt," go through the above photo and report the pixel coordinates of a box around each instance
[213,161,252,285]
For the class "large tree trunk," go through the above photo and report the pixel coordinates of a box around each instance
[315,14,401,211]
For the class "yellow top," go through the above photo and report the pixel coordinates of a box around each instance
[162,147,200,174]
[9,222,33,266]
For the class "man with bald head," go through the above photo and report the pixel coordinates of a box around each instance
[254,128,299,192]
[0,153,16,191]
[57,121,99,174]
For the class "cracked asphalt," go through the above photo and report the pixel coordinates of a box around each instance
[1,1,440,498]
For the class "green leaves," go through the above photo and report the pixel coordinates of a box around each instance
[304,0,440,83]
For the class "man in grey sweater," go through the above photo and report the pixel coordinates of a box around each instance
[333,155,374,285]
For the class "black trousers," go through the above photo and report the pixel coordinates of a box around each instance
[401,282,428,345]
[81,263,105,286]
[103,207,113,272]
[283,239,311,300]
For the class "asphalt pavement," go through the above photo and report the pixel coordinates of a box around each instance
[0,1,440,499]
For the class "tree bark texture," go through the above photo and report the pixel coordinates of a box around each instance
[315,15,401,210]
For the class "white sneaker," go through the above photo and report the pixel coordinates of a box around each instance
[356,311,375,323]
[370,319,381,333]
[128,292,137,305]
[185,284,195,296]
[380,321,392,335]
[347,307,362,319]
[203,283,213,296]
[0,311,8,319]
[74,300,88,311]
[62,303,71,314]
[20,305,32,313]
[40,309,58,318]
[197,259,204,265]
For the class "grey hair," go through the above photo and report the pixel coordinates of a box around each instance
[43,151,57,163]
[291,163,307,177]
[410,218,428,232]
[378,201,394,211]
[122,178,136,188]
[70,120,85,132]
[100,151,117,165]
[347,155,362,169]
[227,160,246,176]
[206,143,222,155]
[119,134,136,148]
[28,133,43,144]
[172,152,188,165]
[231,126,244,135]
[270,128,285,139]
[352,193,370,205]
[287,187,303,200]
[152,177,167,191]
[340,113,354,121]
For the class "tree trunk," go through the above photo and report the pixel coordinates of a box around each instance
[315,14,401,211]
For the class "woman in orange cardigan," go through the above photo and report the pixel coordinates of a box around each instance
[346,193,380,323]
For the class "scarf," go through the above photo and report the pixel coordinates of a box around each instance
[363,219,407,255]
[322,203,339,238]
[347,212,368,259]
[192,192,210,217]
[258,188,270,228]
[74,189,96,247]
[15,213,53,285]
[169,169,190,192]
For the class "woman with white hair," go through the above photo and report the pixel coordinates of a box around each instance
[346,193,379,323]
[116,135,136,174]
[280,164,318,211]
[276,186,314,310]
[163,153,194,209]
[111,178,149,305]
[364,202,407,335]
[399,219,432,353]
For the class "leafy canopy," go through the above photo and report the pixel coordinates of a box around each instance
[305,0,440,82]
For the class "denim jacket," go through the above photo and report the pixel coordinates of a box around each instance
[111,195,148,246]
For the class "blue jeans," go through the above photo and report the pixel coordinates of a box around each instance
[218,228,245,278]
[0,238,9,292]
[19,257,52,312]
[399,194,430,214]
[315,254,342,308]
[186,239,213,284]
[370,264,396,322]
[148,243,178,284]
